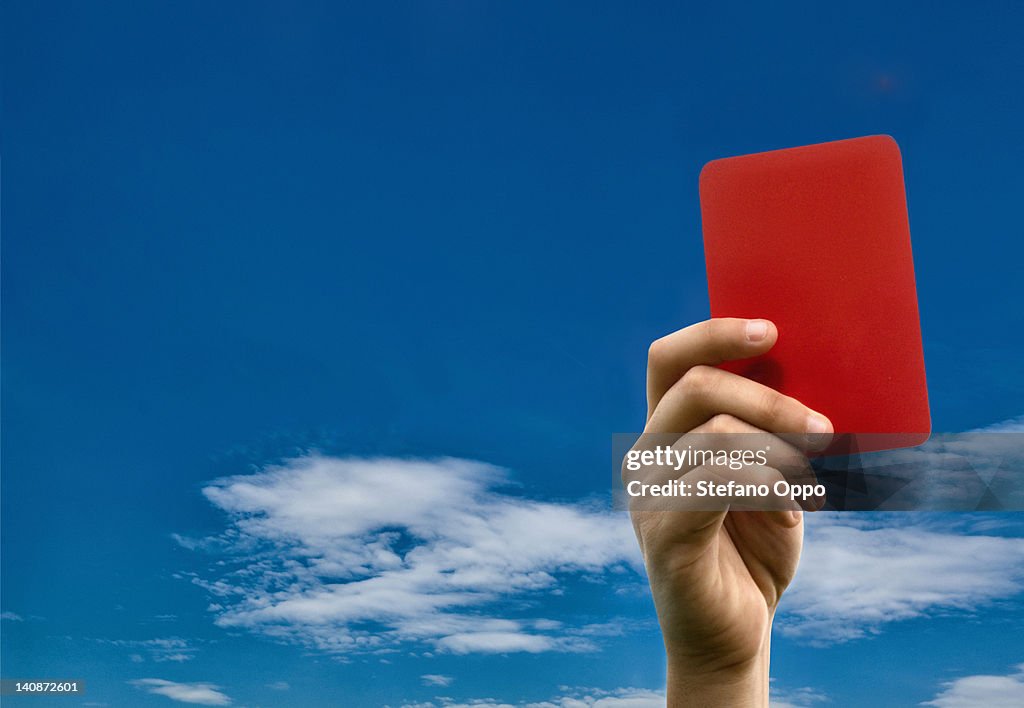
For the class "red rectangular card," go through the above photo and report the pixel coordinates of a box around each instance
[699,135,930,453]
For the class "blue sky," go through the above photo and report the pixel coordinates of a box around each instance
[3,2,1024,707]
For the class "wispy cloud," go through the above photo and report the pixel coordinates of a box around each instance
[922,663,1024,707]
[99,637,198,662]
[421,674,454,687]
[770,682,829,708]
[182,455,640,656]
[182,449,1024,657]
[0,611,24,621]
[128,678,231,706]
[399,686,665,707]
[781,514,1024,643]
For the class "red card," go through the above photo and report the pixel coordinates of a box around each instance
[699,135,930,453]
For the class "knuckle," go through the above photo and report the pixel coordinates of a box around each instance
[647,337,669,370]
[707,413,737,434]
[680,365,716,399]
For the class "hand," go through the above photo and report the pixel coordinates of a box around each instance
[629,318,832,707]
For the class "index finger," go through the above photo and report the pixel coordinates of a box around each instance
[646,318,778,420]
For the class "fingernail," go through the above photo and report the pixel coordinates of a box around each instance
[745,320,769,342]
[806,414,830,445]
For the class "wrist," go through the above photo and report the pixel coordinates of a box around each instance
[665,635,771,707]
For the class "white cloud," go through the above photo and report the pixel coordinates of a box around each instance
[0,611,23,621]
[421,674,454,687]
[780,514,1024,643]
[183,455,640,656]
[922,663,1024,707]
[266,681,290,690]
[128,678,231,706]
[437,632,544,654]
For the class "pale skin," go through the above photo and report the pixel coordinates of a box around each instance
[630,318,833,707]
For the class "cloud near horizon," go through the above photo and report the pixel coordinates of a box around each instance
[397,686,666,708]
[395,683,826,708]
